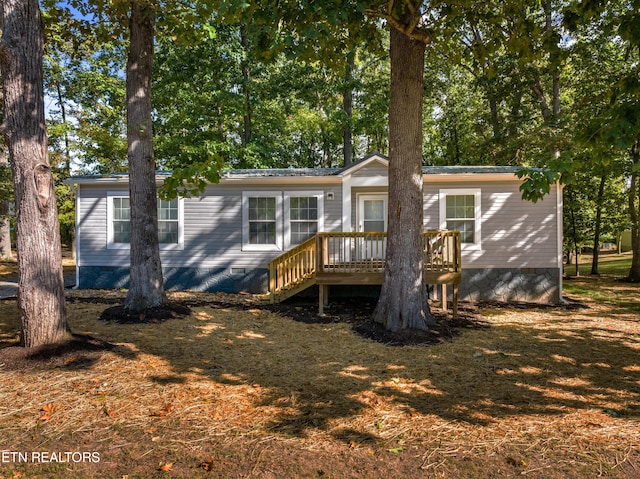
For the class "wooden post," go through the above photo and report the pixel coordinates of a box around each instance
[319,284,327,315]
[442,284,447,312]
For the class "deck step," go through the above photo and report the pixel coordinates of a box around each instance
[271,276,317,303]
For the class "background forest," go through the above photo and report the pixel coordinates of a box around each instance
[2,0,639,275]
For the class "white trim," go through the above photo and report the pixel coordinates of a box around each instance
[106,192,184,250]
[423,173,519,183]
[106,192,130,250]
[284,191,324,249]
[242,191,283,252]
[439,188,482,251]
[157,198,185,251]
[349,176,388,187]
[357,194,388,232]
[342,176,352,232]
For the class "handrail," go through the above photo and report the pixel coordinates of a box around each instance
[423,230,462,274]
[268,235,317,299]
[315,230,461,274]
[268,230,461,300]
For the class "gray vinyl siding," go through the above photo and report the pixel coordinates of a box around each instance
[350,162,388,179]
[77,182,342,270]
[423,181,559,268]
[77,185,128,267]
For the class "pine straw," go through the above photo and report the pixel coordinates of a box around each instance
[1,290,639,476]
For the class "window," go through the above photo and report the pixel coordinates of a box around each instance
[242,191,324,251]
[439,188,481,249]
[285,192,324,247]
[249,196,277,245]
[157,199,179,244]
[112,197,131,244]
[107,193,183,250]
[242,192,283,251]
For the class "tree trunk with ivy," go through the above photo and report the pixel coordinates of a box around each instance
[124,1,167,312]
[0,0,68,347]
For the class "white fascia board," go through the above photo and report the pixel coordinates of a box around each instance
[219,176,341,186]
[423,172,520,183]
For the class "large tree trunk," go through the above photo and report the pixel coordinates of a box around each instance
[0,0,68,347]
[124,1,167,312]
[0,145,13,259]
[372,27,433,332]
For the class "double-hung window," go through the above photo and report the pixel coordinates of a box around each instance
[285,192,324,247]
[242,192,283,251]
[107,192,183,249]
[157,199,179,244]
[242,191,325,251]
[112,197,131,244]
[439,188,481,249]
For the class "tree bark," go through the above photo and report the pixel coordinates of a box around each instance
[0,145,13,259]
[372,27,433,331]
[0,0,68,347]
[124,1,167,312]
[591,173,606,275]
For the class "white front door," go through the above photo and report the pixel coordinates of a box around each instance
[357,195,387,260]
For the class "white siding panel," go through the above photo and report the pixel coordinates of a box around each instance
[425,181,558,268]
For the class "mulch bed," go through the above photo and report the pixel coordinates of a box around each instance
[0,334,114,371]
[70,291,491,347]
[99,301,191,323]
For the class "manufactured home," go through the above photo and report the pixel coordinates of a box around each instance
[68,154,563,306]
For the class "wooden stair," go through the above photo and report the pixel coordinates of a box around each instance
[268,236,317,303]
[268,231,462,317]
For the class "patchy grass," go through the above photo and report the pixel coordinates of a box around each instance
[563,253,640,314]
[1,287,639,478]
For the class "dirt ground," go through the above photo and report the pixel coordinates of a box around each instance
[0,286,639,478]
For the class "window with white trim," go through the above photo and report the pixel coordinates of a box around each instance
[285,192,324,247]
[439,188,481,248]
[107,193,183,249]
[157,198,179,244]
[112,197,131,244]
[242,192,283,251]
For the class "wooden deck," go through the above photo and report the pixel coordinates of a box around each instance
[268,231,462,317]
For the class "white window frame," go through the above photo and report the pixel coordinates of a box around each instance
[107,192,184,250]
[284,191,324,248]
[242,191,283,251]
[439,188,481,250]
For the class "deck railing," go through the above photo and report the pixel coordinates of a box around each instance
[316,230,461,274]
[268,235,317,301]
[268,231,461,302]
